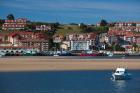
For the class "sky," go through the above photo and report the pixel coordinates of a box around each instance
[0,0,140,24]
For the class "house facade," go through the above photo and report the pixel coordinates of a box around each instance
[64,33,97,51]
[0,32,49,52]
[108,29,140,51]
[110,22,140,32]
[2,18,28,30]
[36,25,51,31]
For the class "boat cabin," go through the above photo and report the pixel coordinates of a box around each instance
[115,68,126,74]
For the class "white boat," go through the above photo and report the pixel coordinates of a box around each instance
[112,68,131,80]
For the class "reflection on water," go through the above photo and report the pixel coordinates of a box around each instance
[112,80,126,93]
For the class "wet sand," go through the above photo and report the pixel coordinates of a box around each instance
[0,56,140,72]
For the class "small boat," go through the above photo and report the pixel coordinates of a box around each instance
[112,68,131,80]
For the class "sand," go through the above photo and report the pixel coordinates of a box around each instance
[0,56,140,72]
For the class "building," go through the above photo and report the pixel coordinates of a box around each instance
[109,26,140,32]
[109,22,140,33]
[108,30,140,51]
[36,25,51,31]
[2,18,28,30]
[135,34,140,46]
[63,33,97,51]
[70,40,92,51]
[115,22,135,27]
[53,35,64,43]
[136,22,140,27]
[0,32,49,52]
[99,33,109,43]
[20,39,48,52]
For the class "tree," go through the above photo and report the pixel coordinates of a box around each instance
[100,19,108,26]
[43,30,56,50]
[110,43,125,51]
[79,23,87,29]
[132,23,136,26]
[50,22,60,29]
[7,14,15,20]
[0,19,5,27]
[133,43,138,51]
[93,26,109,34]
[115,44,125,51]
[25,23,36,31]
[79,23,89,33]
[108,22,116,27]
[69,23,78,25]
[86,27,93,33]
[53,42,61,51]
[103,41,110,50]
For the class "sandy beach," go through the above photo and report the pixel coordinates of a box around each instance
[0,56,140,72]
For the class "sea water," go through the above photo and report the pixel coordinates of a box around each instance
[0,70,140,93]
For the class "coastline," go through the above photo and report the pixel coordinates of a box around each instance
[0,56,140,72]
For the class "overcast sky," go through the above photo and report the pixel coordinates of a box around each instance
[1,0,140,24]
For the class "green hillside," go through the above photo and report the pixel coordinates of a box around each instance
[56,25,83,36]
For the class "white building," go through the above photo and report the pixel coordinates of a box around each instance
[70,40,93,51]
[36,25,51,31]
[64,33,96,51]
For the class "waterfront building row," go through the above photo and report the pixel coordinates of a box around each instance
[53,31,140,52]
[0,32,49,53]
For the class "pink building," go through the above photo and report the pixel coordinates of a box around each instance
[110,22,140,33]
[0,32,49,52]
[2,18,28,30]
[108,30,140,50]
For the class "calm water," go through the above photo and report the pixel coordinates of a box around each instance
[0,70,140,93]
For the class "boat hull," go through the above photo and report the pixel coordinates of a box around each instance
[112,74,131,80]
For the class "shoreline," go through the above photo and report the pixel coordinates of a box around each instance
[0,56,140,72]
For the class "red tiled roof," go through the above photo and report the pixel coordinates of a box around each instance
[0,46,38,49]
[20,39,48,42]
[0,34,4,36]
[108,30,134,37]
[8,32,47,37]
[8,33,20,37]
